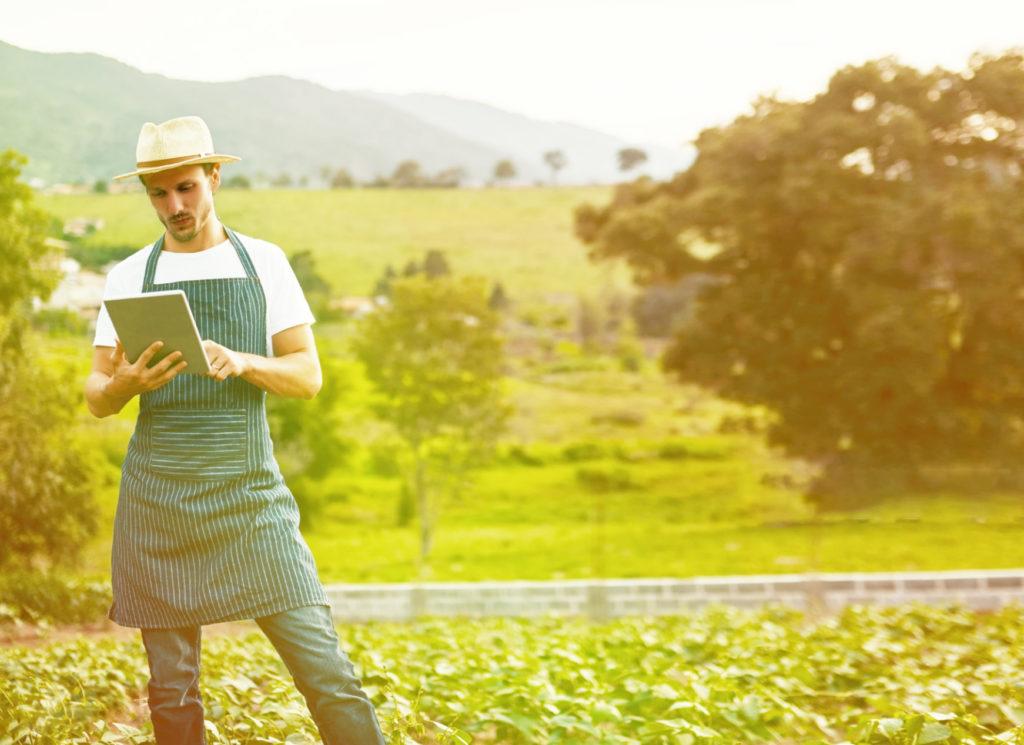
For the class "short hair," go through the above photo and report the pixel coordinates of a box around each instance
[138,161,216,187]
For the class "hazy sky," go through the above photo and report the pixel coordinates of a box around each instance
[5,0,1023,149]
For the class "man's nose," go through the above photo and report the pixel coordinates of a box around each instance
[166,192,182,213]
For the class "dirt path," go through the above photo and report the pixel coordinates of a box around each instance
[0,617,264,648]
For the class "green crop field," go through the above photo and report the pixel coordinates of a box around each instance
[3,603,1023,744]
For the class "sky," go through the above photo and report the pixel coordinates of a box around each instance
[4,0,1024,150]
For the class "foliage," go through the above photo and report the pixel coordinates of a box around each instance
[65,242,135,272]
[574,52,1024,505]
[267,348,357,530]
[0,150,100,570]
[0,352,101,570]
[329,167,354,189]
[493,159,517,183]
[0,570,110,626]
[3,604,1024,743]
[543,149,567,184]
[350,274,512,566]
[617,147,648,172]
[288,248,333,320]
[223,174,252,190]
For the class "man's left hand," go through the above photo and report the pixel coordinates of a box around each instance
[203,340,251,381]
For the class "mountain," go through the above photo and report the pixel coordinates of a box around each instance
[0,40,692,186]
[357,91,692,183]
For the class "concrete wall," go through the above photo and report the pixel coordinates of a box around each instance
[323,569,1024,621]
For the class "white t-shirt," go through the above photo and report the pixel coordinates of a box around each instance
[93,231,315,356]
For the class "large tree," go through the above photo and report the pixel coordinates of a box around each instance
[575,52,1024,504]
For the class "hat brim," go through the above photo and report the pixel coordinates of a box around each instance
[112,154,241,182]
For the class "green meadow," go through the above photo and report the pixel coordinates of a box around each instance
[38,188,1024,585]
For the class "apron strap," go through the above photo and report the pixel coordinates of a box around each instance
[141,235,164,292]
[224,227,260,281]
[140,227,258,291]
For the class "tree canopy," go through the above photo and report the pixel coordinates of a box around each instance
[574,52,1024,503]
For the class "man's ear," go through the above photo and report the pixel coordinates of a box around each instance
[209,163,221,192]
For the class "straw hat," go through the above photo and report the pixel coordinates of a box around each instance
[112,115,240,181]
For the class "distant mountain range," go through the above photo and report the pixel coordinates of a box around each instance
[0,40,692,186]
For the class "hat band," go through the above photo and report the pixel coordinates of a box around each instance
[136,152,214,168]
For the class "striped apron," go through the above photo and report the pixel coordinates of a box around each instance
[108,227,329,628]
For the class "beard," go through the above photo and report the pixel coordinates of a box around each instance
[163,206,207,243]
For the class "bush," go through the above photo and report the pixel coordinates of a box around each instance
[575,464,639,492]
[590,409,645,427]
[0,571,111,625]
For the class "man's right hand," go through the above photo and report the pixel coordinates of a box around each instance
[104,340,188,399]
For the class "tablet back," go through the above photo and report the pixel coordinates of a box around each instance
[103,290,211,374]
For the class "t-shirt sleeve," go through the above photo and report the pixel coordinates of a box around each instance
[267,245,317,337]
[93,266,136,347]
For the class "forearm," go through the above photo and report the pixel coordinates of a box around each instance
[239,351,322,399]
[84,372,135,418]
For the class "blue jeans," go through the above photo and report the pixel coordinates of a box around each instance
[139,604,386,744]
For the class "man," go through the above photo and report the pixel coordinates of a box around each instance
[84,115,386,745]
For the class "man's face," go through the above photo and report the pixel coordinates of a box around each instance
[142,163,219,243]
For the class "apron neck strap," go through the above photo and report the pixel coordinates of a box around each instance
[140,226,258,291]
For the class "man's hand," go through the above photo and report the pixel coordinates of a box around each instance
[106,340,188,399]
[203,340,251,382]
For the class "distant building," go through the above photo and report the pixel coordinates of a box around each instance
[63,217,105,238]
[34,253,106,321]
[328,295,378,319]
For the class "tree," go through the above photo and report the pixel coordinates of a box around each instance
[543,150,567,185]
[493,159,517,185]
[488,281,511,312]
[350,274,511,575]
[289,250,333,320]
[372,263,398,299]
[92,178,108,194]
[224,174,252,189]
[423,249,451,278]
[391,160,425,188]
[0,150,99,569]
[617,147,648,173]
[330,168,354,189]
[431,167,465,188]
[271,172,293,188]
[267,348,356,531]
[576,293,604,353]
[574,52,1024,505]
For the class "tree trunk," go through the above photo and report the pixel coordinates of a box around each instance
[415,452,431,578]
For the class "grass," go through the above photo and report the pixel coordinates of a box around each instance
[39,186,629,304]
[28,188,1024,587]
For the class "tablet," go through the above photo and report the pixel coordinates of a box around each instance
[103,290,211,375]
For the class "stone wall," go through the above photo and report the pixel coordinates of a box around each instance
[323,569,1024,621]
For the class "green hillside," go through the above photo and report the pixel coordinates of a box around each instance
[41,186,629,302]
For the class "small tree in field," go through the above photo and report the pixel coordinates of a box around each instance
[543,149,567,185]
[617,147,648,173]
[493,159,516,185]
[350,274,511,576]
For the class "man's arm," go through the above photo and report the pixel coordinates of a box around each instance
[85,340,188,418]
[203,323,322,399]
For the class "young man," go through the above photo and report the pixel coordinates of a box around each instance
[84,115,386,745]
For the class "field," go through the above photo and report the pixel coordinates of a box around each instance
[7,186,1024,745]
[3,603,1024,744]
[31,188,1024,585]
[40,186,630,302]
